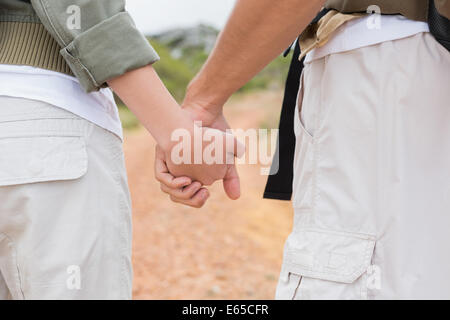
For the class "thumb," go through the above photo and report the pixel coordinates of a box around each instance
[223,165,241,200]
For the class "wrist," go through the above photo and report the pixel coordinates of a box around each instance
[157,110,195,152]
[185,75,231,115]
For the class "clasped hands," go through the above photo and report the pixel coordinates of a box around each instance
[154,89,244,208]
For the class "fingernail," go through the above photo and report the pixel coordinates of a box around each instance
[193,182,201,189]
[201,189,209,199]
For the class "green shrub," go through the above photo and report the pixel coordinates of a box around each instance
[149,40,194,102]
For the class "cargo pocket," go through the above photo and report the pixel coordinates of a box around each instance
[276,228,376,300]
[0,135,87,187]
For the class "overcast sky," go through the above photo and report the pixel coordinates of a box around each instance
[126,0,237,35]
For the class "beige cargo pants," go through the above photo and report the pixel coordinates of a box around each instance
[0,97,132,299]
[276,32,450,299]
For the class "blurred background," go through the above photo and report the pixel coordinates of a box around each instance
[122,0,294,299]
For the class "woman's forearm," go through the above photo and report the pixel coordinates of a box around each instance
[108,65,191,149]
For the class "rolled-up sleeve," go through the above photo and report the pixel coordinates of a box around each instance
[30,0,159,92]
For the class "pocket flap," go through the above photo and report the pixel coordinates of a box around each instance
[0,136,87,186]
[282,228,376,284]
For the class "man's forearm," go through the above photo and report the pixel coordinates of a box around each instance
[186,0,325,110]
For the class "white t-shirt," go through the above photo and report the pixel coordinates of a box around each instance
[305,14,430,63]
[0,65,123,140]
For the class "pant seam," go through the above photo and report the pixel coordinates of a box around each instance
[0,232,25,299]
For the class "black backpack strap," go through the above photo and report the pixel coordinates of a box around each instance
[429,0,450,51]
[263,8,329,201]
[263,41,303,200]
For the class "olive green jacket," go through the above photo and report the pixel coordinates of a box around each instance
[0,0,159,92]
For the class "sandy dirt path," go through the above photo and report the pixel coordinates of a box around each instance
[124,90,293,299]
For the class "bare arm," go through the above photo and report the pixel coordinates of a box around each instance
[158,0,325,208]
[185,0,325,112]
[108,65,191,150]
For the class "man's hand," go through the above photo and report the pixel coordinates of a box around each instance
[155,101,242,208]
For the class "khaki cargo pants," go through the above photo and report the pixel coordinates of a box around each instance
[276,33,450,299]
[0,97,132,299]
